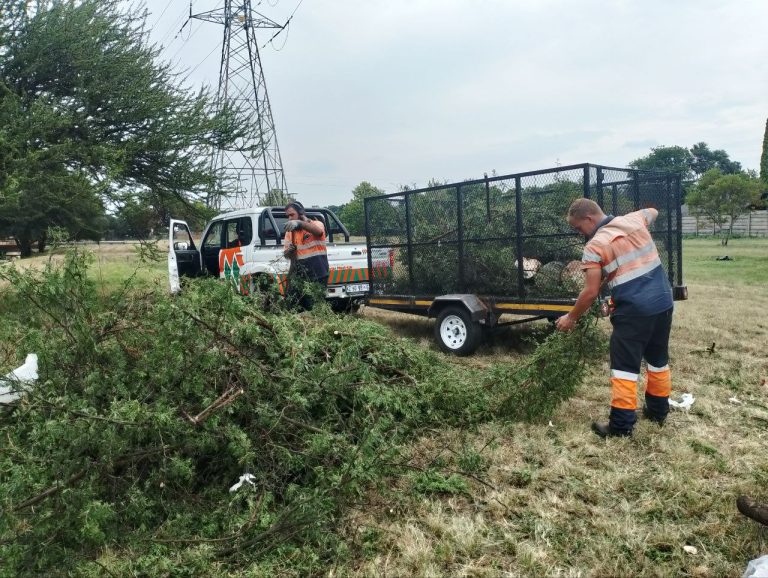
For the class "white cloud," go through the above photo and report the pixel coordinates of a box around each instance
[145,0,768,205]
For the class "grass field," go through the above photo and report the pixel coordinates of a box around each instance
[350,237,768,577]
[3,238,767,576]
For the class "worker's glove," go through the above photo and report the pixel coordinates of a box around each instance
[283,243,297,258]
[285,220,303,232]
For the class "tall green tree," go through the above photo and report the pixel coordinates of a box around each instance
[0,0,252,256]
[629,146,694,180]
[689,142,742,178]
[687,169,761,245]
[339,181,386,236]
[760,118,768,184]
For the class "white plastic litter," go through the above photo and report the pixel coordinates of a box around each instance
[548,421,555,427]
[669,393,695,410]
[742,555,768,578]
[0,353,38,405]
[729,396,743,405]
[683,545,698,555]
[229,473,257,493]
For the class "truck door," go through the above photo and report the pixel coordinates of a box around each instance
[201,220,224,276]
[170,219,201,277]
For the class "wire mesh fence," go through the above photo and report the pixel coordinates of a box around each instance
[365,163,683,301]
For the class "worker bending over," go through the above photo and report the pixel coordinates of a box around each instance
[556,198,674,438]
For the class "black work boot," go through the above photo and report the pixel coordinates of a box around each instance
[591,422,632,438]
[642,405,666,427]
[737,496,768,526]
[643,394,669,426]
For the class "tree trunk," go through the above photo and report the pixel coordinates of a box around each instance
[37,230,47,253]
[15,234,33,257]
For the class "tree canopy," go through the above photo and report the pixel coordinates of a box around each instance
[0,0,252,255]
[628,146,694,180]
[686,169,761,245]
[339,181,386,236]
[689,142,742,177]
[629,143,743,181]
[760,118,768,184]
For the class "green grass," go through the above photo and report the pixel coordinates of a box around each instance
[683,237,768,286]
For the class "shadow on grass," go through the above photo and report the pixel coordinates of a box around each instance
[358,306,554,360]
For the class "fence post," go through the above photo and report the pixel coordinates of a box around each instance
[583,165,591,199]
[484,173,491,224]
[515,176,525,298]
[405,192,414,294]
[665,177,674,284]
[457,185,465,292]
[596,167,604,208]
[675,177,683,284]
[633,172,640,210]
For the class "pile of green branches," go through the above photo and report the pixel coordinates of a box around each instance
[0,252,602,576]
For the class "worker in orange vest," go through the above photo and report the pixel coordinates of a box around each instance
[283,201,329,311]
[557,198,674,438]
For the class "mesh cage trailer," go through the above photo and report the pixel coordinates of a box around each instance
[363,163,687,355]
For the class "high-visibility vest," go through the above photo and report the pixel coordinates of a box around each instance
[284,221,329,279]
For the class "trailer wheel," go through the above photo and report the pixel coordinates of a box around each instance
[434,306,482,356]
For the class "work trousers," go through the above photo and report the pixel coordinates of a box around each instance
[608,308,673,434]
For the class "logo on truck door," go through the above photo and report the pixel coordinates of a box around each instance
[219,248,248,294]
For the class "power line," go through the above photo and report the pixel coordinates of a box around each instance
[260,0,304,49]
[181,40,222,83]
[158,6,190,47]
[150,0,177,31]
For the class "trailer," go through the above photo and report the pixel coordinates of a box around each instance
[363,163,687,355]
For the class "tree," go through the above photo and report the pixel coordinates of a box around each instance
[629,146,694,180]
[687,169,761,245]
[0,0,251,256]
[339,182,386,236]
[259,189,294,207]
[689,142,742,178]
[760,118,768,184]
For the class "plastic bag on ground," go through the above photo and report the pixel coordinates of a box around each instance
[0,353,38,405]
[743,555,768,578]
[669,392,695,410]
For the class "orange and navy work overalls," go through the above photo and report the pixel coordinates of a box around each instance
[581,209,674,434]
[284,221,330,309]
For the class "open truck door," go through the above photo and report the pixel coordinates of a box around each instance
[168,219,201,293]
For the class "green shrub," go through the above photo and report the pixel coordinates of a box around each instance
[0,251,603,575]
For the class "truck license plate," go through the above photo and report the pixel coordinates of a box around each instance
[345,283,369,294]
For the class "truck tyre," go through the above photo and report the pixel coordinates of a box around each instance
[330,298,361,314]
[434,306,482,356]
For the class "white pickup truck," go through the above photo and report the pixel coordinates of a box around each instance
[168,206,387,309]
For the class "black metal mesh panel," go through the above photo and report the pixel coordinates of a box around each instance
[519,169,584,298]
[365,164,683,300]
[365,195,407,246]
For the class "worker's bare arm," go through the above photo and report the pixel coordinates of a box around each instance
[555,268,602,332]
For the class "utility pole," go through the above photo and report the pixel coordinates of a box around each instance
[192,1,288,210]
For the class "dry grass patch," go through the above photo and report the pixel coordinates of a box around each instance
[347,241,768,577]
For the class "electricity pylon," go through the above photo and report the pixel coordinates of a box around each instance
[192,1,288,210]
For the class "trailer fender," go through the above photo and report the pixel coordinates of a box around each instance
[428,294,488,323]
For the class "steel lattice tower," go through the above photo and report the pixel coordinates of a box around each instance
[192,1,288,210]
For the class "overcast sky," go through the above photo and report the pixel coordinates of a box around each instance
[144,0,768,206]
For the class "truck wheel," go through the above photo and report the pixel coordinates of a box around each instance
[434,306,482,356]
[330,298,360,314]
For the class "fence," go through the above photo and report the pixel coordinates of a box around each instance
[681,210,768,237]
[365,163,683,301]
